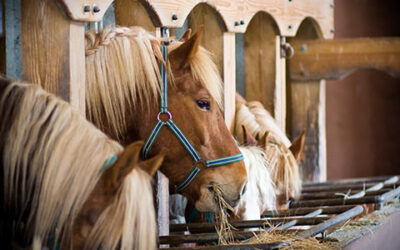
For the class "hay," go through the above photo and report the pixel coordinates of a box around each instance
[212,184,236,245]
[246,228,339,249]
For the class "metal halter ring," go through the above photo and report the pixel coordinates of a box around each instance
[193,159,207,171]
[157,111,172,122]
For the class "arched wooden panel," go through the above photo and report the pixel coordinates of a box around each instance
[187,3,225,76]
[287,17,326,182]
[244,12,279,116]
[133,0,334,38]
[115,0,157,31]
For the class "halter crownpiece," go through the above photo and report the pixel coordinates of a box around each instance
[142,41,244,193]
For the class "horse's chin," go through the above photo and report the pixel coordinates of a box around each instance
[194,199,219,213]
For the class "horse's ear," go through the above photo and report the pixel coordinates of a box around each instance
[242,125,257,146]
[169,25,204,69]
[103,141,144,190]
[138,153,165,176]
[235,92,248,110]
[179,29,192,42]
[289,131,306,164]
[257,131,270,150]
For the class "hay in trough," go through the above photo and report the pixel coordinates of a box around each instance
[246,228,339,249]
[212,184,339,249]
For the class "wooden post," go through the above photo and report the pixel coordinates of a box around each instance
[275,36,286,131]
[223,32,236,131]
[287,19,327,182]
[21,0,85,114]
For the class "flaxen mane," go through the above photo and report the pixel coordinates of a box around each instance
[236,145,276,219]
[85,26,223,139]
[235,100,302,200]
[0,80,156,249]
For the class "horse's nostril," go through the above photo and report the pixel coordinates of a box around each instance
[240,182,247,196]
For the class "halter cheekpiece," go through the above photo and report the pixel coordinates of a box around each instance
[142,42,244,193]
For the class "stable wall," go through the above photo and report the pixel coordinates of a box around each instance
[327,0,400,179]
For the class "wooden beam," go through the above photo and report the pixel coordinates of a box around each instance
[60,0,114,22]
[223,32,235,131]
[289,37,400,81]
[21,0,85,114]
[134,0,334,38]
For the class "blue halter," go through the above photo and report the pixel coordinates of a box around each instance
[142,44,244,193]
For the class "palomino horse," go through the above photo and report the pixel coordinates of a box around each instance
[184,141,276,223]
[85,26,247,212]
[235,143,276,220]
[235,93,305,209]
[0,77,163,249]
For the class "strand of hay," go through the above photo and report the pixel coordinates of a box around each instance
[212,185,235,245]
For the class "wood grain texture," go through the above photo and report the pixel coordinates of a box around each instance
[188,3,224,75]
[244,12,278,115]
[223,32,235,131]
[21,0,85,113]
[287,18,326,182]
[61,0,113,22]
[289,37,400,81]
[288,80,325,182]
[115,0,156,31]
[274,36,286,131]
[136,0,334,38]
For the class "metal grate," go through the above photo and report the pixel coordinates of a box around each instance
[160,176,400,249]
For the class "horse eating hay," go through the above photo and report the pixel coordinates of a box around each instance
[235,94,305,209]
[0,77,162,249]
[85,26,247,212]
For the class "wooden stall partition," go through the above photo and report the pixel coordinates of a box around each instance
[186,3,236,130]
[21,0,85,114]
[115,0,156,31]
[243,12,285,128]
[287,18,327,182]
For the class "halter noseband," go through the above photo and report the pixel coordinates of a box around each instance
[142,43,244,193]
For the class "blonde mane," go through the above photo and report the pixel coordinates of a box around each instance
[235,100,302,200]
[0,80,156,249]
[85,26,223,139]
[236,145,276,220]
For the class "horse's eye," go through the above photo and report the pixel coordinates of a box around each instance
[196,100,210,110]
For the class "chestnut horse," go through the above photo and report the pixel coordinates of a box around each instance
[85,26,247,212]
[0,78,163,249]
[235,93,305,209]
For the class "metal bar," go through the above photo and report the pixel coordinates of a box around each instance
[303,176,399,187]
[377,186,400,203]
[170,217,330,233]
[262,205,358,217]
[275,209,322,230]
[290,196,378,208]
[300,189,393,200]
[160,229,301,245]
[302,182,399,193]
[297,205,364,238]
[163,242,290,250]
